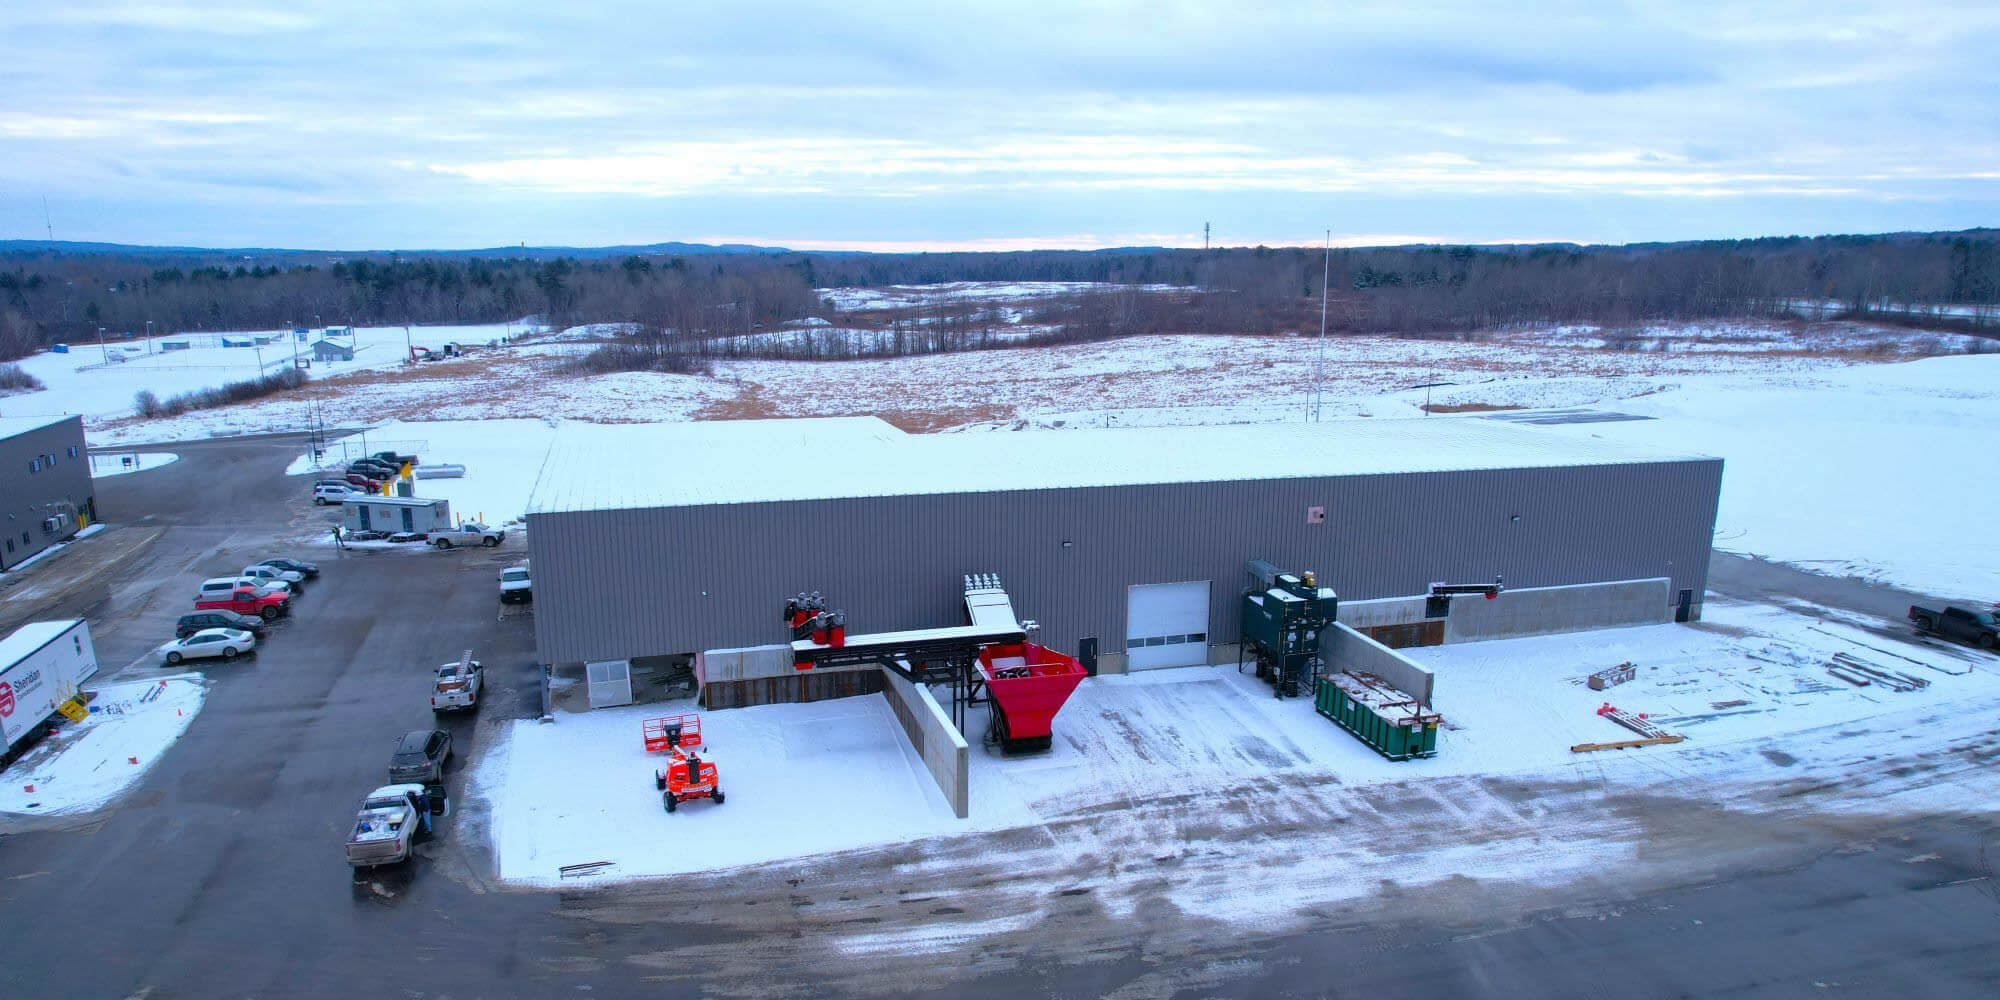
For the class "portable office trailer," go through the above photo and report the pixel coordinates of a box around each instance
[526,417,1723,675]
[0,620,99,753]
[344,496,451,535]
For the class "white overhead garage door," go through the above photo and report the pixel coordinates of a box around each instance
[1126,580,1212,670]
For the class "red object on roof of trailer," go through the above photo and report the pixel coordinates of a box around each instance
[978,642,1086,747]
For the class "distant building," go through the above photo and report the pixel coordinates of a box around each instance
[0,416,95,570]
[311,339,355,362]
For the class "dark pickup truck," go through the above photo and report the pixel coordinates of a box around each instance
[1909,605,1999,648]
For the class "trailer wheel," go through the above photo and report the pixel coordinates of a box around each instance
[654,771,666,791]
[664,793,677,813]
[713,788,724,806]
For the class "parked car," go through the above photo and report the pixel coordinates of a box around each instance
[431,522,504,549]
[314,479,353,491]
[255,557,320,579]
[350,460,398,478]
[431,653,483,713]
[314,483,358,505]
[345,784,434,868]
[499,563,531,603]
[159,628,257,665]
[388,729,452,784]
[373,451,418,467]
[194,583,290,621]
[241,564,306,589]
[197,576,293,602]
[176,610,268,639]
[1910,604,1999,649]
[344,473,383,491]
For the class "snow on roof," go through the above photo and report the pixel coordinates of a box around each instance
[345,495,447,508]
[529,415,1715,515]
[0,620,80,666]
[0,414,78,441]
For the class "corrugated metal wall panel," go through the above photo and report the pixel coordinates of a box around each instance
[531,458,1723,667]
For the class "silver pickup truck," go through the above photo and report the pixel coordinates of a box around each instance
[344,784,432,867]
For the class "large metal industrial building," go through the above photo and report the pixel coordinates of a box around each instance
[0,415,96,571]
[525,415,1723,680]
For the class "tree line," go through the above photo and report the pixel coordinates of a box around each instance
[2,229,1995,361]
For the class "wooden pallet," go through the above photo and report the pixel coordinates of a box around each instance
[1571,735,1685,753]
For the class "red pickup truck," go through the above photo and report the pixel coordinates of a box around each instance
[196,586,291,621]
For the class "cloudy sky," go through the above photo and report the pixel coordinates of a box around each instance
[4,1,1997,251]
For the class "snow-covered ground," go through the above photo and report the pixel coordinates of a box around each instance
[0,674,207,817]
[474,596,1998,887]
[1528,354,2000,601]
[3,322,535,427]
[87,451,178,477]
[819,281,1183,312]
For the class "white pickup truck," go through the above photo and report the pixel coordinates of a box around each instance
[344,784,432,867]
[432,651,483,713]
[430,522,505,549]
[499,562,531,603]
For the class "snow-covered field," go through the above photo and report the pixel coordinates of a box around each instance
[0,674,207,817]
[1529,354,2000,600]
[200,330,2000,600]
[3,322,538,426]
[819,280,1183,312]
[475,596,1998,888]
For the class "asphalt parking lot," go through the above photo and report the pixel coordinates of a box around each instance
[0,434,1996,998]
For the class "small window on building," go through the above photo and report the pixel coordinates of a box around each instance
[67,446,78,458]
[28,459,39,473]
[20,532,28,546]
[5,539,12,553]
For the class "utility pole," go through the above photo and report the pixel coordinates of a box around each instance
[1313,230,1330,422]
[96,326,109,363]
[1203,222,1210,251]
[144,319,153,354]
[42,196,53,241]
[404,321,414,363]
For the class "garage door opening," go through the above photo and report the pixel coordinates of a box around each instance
[1126,580,1212,670]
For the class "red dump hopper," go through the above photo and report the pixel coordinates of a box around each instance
[978,642,1087,754]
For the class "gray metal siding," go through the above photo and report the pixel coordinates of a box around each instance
[0,417,94,570]
[530,458,1723,667]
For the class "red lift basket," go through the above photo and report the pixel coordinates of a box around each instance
[642,714,703,754]
[978,642,1087,754]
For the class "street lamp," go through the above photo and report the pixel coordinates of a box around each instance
[97,326,109,363]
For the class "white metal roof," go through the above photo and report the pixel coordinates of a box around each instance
[0,415,78,441]
[346,495,446,508]
[0,620,81,667]
[528,415,1715,515]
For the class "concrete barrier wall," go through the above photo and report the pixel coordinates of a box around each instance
[1323,623,1436,706]
[1332,578,1673,645]
[698,644,797,681]
[702,670,882,710]
[878,669,970,819]
[1333,596,1430,630]
[1442,578,1671,642]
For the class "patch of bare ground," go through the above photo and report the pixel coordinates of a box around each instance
[1420,402,1525,414]
[692,383,783,422]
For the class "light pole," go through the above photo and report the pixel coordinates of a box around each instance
[97,326,109,363]
[144,319,153,355]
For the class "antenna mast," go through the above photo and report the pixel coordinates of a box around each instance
[1314,230,1330,422]
[42,196,53,241]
